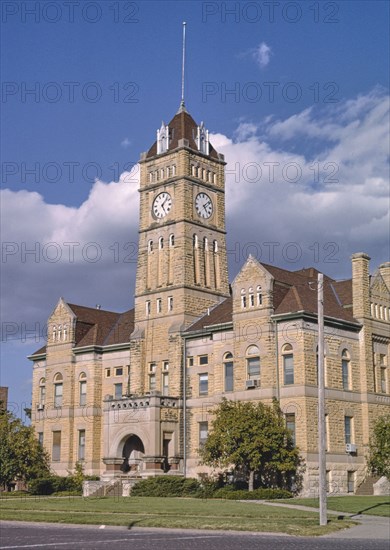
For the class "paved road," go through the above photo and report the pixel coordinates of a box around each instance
[0,522,389,550]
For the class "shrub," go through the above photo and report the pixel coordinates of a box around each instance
[131,476,201,497]
[212,488,292,500]
[28,475,83,495]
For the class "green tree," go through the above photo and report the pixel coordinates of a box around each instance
[0,408,50,490]
[199,398,303,491]
[368,414,390,480]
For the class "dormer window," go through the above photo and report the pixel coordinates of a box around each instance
[157,122,170,154]
[197,122,209,155]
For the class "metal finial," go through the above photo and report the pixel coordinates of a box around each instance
[181,22,186,107]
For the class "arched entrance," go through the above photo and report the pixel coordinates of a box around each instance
[120,434,145,473]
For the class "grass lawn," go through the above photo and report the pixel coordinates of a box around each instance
[0,495,355,536]
[279,496,390,518]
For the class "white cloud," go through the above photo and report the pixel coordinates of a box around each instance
[121,137,131,148]
[253,42,272,69]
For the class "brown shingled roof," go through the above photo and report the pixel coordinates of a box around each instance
[29,304,134,358]
[186,263,357,333]
[185,296,233,333]
[146,108,220,160]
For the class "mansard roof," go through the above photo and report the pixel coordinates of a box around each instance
[145,108,220,160]
[29,304,134,358]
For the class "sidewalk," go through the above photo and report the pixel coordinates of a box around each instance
[258,501,390,539]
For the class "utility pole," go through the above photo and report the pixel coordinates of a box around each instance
[318,273,327,525]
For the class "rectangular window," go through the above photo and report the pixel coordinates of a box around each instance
[54,383,63,408]
[283,354,294,385]
[286,413,296,446]
[241,296,247,308]
[162,361,169,371]
[149,374,156,391]
[149,362,157,373]
[52,431,61,462]
[199,355,208,366]
[344,416,353,444]
[380,368,386,393]
[79,381,87,406]
[247,357,260,378]
[114,383,123,400]
[162,372,169,396]
[187,356,194,367]
[225,361,234,392]
[199,373,208,395]
[249,294,254,307]
[342,359,350,390]
[39,385,46,404]
[115,367,123,376]
[199,421,208,447]
[38,432,44,446]
[105,368,111,378]
[78,429,85,461]
[347,471,355,493]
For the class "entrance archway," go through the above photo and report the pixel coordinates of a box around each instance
[123,434,145,459]
[120,434,145,473]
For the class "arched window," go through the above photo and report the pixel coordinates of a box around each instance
[203,237,208,250]
[52,326,56,342]
[159,237,164,250]
[241,288,247,309]
[79,372,87,406]
[257,285,262,306]
[63,325,68,341]
[248,287,254,307]
[224,352,234,392]
[148,240,153,253]
[57,325,62,340]
[342,349,351,390]
[193,234,198,248]
[246,345,260,380]
[53,373,63,408]
[39,378,46,404]
[169,234,175,247]
[213,240,218,253]
[282,343,294,385]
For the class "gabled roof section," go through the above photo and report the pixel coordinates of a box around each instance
[185,262,357,334]
[146,109,220,160]
[29,303,134,358]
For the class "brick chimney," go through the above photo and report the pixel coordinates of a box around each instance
[379,262,390,291]
[351,252,371,319]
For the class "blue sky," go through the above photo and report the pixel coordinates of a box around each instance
[1,0,389,412]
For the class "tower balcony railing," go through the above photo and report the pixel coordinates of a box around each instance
[103,391,181,411]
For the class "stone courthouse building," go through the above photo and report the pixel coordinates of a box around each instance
[30,102,390,496]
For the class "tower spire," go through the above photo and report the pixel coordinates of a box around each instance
[179,21,187,113]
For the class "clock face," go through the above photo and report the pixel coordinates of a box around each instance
[152,192,172,219]
[195,192,213,219]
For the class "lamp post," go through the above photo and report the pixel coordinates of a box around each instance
[318,273,327,525]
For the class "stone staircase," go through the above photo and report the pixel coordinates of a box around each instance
[83,475,142,497]
[356,475,380,495]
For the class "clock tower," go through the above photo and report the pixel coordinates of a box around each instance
[129,102,229,399]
